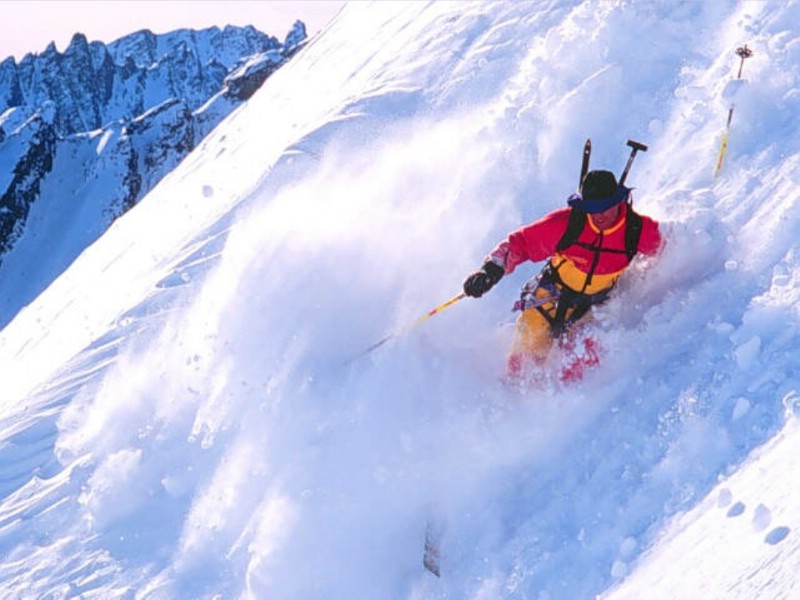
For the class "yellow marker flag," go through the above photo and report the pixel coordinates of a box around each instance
[714,131,729,177]
[714,45,753,177]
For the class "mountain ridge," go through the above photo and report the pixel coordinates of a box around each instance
[0,21,307,327]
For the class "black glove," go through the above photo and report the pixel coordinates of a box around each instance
[463,261,504,298]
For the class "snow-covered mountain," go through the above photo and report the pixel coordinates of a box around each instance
[0,21,306,327]
[1,1,799,598]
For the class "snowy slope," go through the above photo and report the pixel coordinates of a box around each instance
[604,419,800,600]
[1,1,799,598]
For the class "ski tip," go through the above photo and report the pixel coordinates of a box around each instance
[423,557,441,577]
[423,536,442,577]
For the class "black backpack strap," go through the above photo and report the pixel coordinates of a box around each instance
[624,205,643,261]
[555,208,586,253]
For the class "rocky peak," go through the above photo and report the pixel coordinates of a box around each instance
[285,21,308,56]
[0,57,22,108]
[65,32,90,54]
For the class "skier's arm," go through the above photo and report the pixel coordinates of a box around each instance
[637,216,662,256]
[486,209,570,274]
[462,209,569,298]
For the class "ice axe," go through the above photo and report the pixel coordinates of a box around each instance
[619,139,648,185]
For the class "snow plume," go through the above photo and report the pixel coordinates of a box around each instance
[52,109,534,596]
[2,1,800,599]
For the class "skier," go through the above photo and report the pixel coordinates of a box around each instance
[462,168,662,382]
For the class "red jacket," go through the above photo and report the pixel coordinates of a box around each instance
[488,204,661,295]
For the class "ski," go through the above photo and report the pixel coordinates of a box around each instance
[422,519,444,577]
[579,138,591,190]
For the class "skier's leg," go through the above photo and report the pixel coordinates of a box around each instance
[507,307,553,379]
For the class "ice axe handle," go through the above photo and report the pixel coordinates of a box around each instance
[619,139,649,186]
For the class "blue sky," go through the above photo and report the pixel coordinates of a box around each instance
[1,0,346,61]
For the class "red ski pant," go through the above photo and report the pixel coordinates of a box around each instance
[507,288,596,380]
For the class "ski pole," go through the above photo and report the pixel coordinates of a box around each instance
[619,139,648,185]
[714,44,753,177]
[348,292,466,362]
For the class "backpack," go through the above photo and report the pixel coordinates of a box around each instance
[555,202,643,261]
